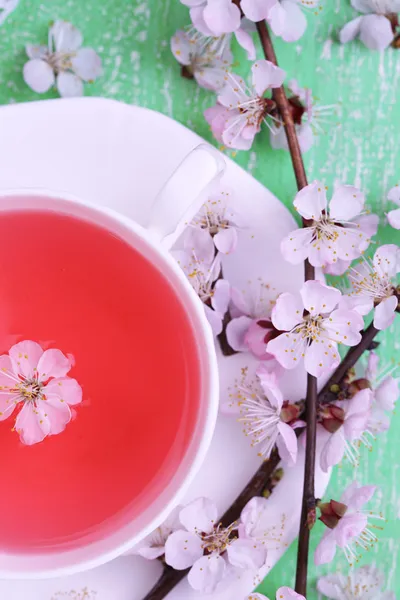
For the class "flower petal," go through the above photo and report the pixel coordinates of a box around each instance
[277,0,307,42]
[211,279,230,315]
[388,184,400,205]
[204,104,231,144]
[190,6,214,36]
[234,27,256,60]
[184,227,215,264]
[341,482,376,509]
[375,376,399,411]
[164,530,203,570]
[304,339,340,378]
[15,402,50,446]
[373,244,400,277]
[251,60,286,97]
[203,0,241,35]
[43,377,82,406]
[179,497,218,534]
[267,332,307,370]
[320,430,345,472]
[50,20,83,52]
[9,341,44,379]
[256,364,283,410]
[187,554,227,593]
[387,208,400,229]
[314,529,337,565]
[271,291,303,331]
[37,349,71,381]
[241,0,276,21]
[281,227,315,264]
[339,16,363,44]
[293,180,327,220]
[25,44,48,59]
[170,30,192,66]
[36,397,71,435]
[373,296,398,330]
[323,309,364,346]
[317,573,348,600]
[300,280,341,316]
[226,316,253,352]
[366,351,379,381]
[276,587,306,600]
[353,212,379,237]
[227,537,267,569]
[23,59,55,94]
[71,48,102,82]
[204,304,223,335]
[329,185,365,221]
[246,320,275,359]
[56,72,84,98]
[335,513,367,548]
[297,122,315,153]
[214,227,238,254]
[277,421,298,465]
[359,14,394,51]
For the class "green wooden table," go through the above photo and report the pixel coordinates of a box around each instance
[1,1,399,597]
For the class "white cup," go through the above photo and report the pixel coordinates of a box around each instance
[0,144,224,579]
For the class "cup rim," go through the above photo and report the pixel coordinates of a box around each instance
[0,187,219,579]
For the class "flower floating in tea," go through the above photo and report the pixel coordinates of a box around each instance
[0,340,82,445]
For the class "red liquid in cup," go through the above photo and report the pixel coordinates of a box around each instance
[0,207,201,551]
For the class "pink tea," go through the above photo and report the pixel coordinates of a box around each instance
[0,206,201,551]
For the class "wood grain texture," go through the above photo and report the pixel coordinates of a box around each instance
[0,1,399,597]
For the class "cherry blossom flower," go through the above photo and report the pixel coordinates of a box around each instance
[226,279,279,359]
[183,189,243,263]
[319,388,373,471]
[171,29,232,91]
[267,280,364,378]
[0,0,19,25]
[174,251,230,335]
[181,0,256,59]
[318,564,395,600]
[164,497,267,593]
[0,340,82,445]
[270,80,337,154]
[205,60,286,151]
[315,481,383,565]
[23,20,102,97]
[246,587,305,600]
[221,364,299,463]
[265,0,322,43]
[387,184,400,229]
[340,0,400,51]
[341,244,400,330]
[133,505,182,559]
[281,180,378,269]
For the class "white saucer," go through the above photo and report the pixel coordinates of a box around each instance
[0,98,330,600]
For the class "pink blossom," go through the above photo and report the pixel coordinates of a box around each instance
[221,364,299,464]
[0,340,82,445]
[164,497,267,593]
[315,481,383,565]
[171,29,232,91]
[270,80,337,154]
[266,0,321,43]
[174,251,230,336]
[205,60,286,151]
[181,0,256,59]
[246,587,306,600]
[226,279,279,360]
[183,189,243,263]
[340,244,400,330]
[281,180,378,268]
[320,388,372,472]
[133,505,182,559]
[340,1,400,51]
[267,281,364,377]
[23,21,102,97]
[387,184,400,229]
[365,352,399,433]
[318,564,394,600]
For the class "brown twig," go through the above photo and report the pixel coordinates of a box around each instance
[318,322,379,405]
[142,450,280,600]
[255,19,318,596]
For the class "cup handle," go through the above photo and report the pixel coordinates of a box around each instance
[146,144,225,249]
